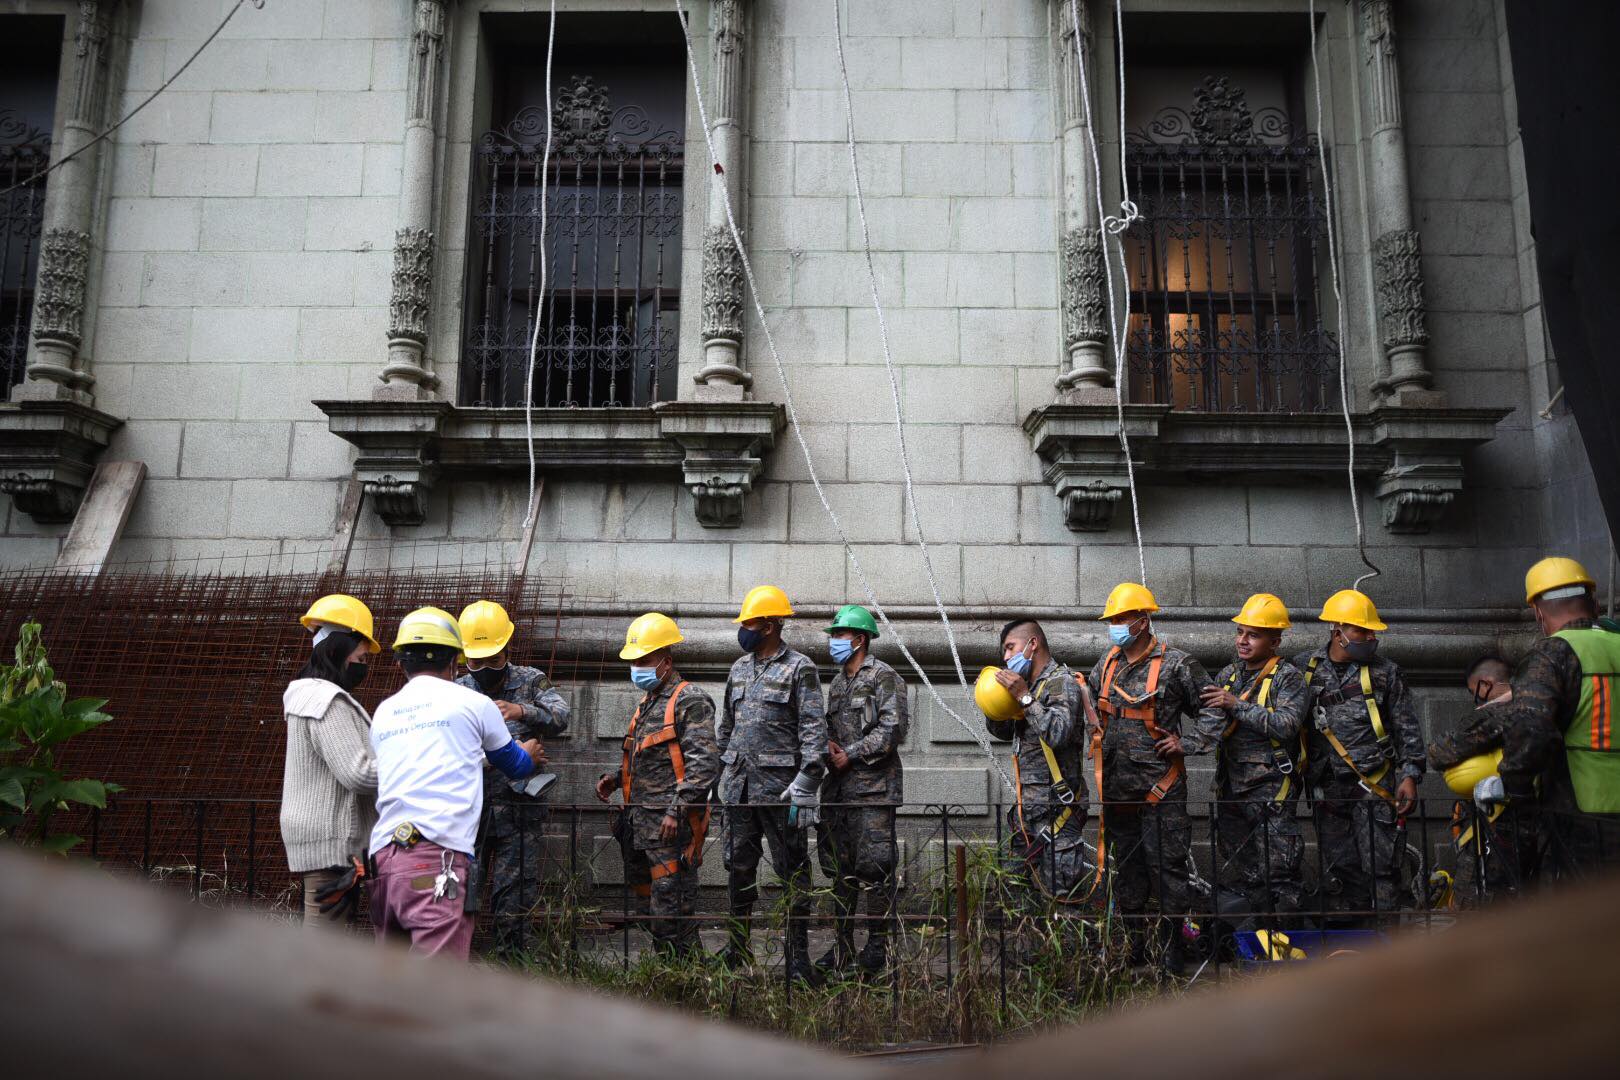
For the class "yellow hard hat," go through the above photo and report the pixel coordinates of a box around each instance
[1317,589,1387,632]
[1524,556,1595,604]
[392,606,464,655]
[734,584,795,623]
[621,612,684,660]
[1232,592,1291,630]
[1443,748,1503,797]
[1099,582,1159,620]
[1253,929,1307,961]
[458,599,515,660]
[974,666,1024,722]
[299,593,380,653]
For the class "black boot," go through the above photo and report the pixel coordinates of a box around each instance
[856,934,888,977]
[1161,919,1189,977]
[785,911,814,983]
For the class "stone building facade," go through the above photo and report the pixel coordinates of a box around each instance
[0,0,1612,814]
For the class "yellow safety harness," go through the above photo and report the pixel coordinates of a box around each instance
[1218,656,1305,801]
[1012,674,1080,842]
[621,681,710,896]
[1305,657,1396,805]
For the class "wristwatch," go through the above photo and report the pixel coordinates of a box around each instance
[1019,693,1035,707]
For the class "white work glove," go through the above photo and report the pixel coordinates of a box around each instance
[785,769,821,829]
[1473,775,1505,813]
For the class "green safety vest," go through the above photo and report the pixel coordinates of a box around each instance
[1552,627,1620,814]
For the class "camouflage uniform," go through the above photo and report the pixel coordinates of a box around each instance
[1087,641,1214,923]
[1428,700,1537,901]
[612,674,719,953]
[719,644,828,964]
[1295,648,1423,921]
[1431,619,1620,880]
[457,664,570,954]
[985,658,1092,900]
[1182,659,1309,920]
[817,655,908,963]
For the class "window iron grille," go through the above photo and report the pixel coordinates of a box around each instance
[1,109,50,392]
[464,74,683,408]
[1123,76,1338,413]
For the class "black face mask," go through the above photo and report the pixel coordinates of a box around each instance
[1472,681,1495,707]
[470,665,508,693]
[340,662,369,692]
[737,626,767,653]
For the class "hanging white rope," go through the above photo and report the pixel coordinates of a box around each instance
[1070,0,1147,586]
[673,0,1011,791]
[1308,0,1382,591]
[826,0,974,698]
[521,0,558,530]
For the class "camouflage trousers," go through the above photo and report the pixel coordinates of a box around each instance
[484,798,548,955]
[817,805,897,946]
[1312,777,1403,920]
[1004,807,1095,905]
[1103,791,1194,917]
[1211,792,1303,919]
[624,839,702,953]
[723,802,813,920]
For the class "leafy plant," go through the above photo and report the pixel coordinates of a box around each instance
[0,621,120,853]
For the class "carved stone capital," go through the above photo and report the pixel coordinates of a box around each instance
[700,225,745,348]
[388,227,434,347]
[1372,228,1428,353]
[32,228,91,353]
[1060,227,1108,349]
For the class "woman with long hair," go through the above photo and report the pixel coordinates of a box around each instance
[281,594,381,927]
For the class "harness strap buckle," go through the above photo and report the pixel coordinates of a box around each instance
[1051,780,1076,806]
[1272,746,1295,775]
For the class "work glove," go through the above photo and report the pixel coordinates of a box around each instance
[1473,775,1506,813]
[785,769,821,829]
[313,855,366,920]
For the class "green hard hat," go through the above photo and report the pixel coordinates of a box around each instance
[824,604,880,639]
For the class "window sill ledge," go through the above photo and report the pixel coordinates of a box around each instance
[1023,401,1513,533]
[0,400,124,524]
[315,399,786,529]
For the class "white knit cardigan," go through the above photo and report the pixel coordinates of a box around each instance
[280,679,378,873]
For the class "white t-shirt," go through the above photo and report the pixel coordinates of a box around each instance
[368,674,512,856]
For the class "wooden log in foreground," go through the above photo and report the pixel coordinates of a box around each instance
[938,871,1620,1080]
[3,845,1618,1078]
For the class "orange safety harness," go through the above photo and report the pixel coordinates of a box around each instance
[621,681,710,895]
[1093,642,1183,805]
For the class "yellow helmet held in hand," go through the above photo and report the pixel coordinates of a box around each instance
[1233,593,1291,630]
[621,612,684,660]
[1099,582,1160,620]
[299,593,381,653]
[458,599,515,660]
[392,606,464,655]
[734,584,795,623]
[1524,556,1595,604]
[1443,748,1503,797]
[974,666,1024,722]
[1318,589,1387,632]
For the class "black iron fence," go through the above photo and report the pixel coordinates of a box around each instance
[1,108,50,390]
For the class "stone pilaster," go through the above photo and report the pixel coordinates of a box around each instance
[378,0,450,400]
[18,1,114,404]
[1049,0,1111,399]
[694,0,753,400]
[1359,0,1436,403]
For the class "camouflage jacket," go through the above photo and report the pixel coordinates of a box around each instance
[615,674,720,838]
[1183,657,1309,797]
[986,658,1087,826]
[719,644,828,804]
[1294,648,1424,786]
[1086,640,1214,802]
[455,663,571,741]
[823,655,908,805]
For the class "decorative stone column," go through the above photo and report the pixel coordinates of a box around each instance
[1359,0,1436,403]
[693,0,752,401]
[378,0,450,400]
[17,0,114,405]
[1050,0,1111,400]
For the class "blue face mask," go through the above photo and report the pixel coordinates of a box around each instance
[1108,622,1139,648]
[737,626,766,653]
[828,638,856,664]
[630,665,661,691]
[1006,651,1033,677]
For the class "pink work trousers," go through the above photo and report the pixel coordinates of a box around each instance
[369,841,475,960]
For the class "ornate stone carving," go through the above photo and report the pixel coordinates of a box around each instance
[71,0,112,128]
[1062,479,1123,532]
[1379,484,1453,533]
[408,0,449,124]
[1190,75,1255,147]
[388,228,434,347]
[552,76,615,157]
[363,475,432,528]
[701,226,745,345]
[32,228,91,351]
[0,399,122,524]
[0,476,80,523]
[1372,228,1428,351]
[1360,0,1402,131]
[711,0,749,120]
[1060,227,1107,348]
